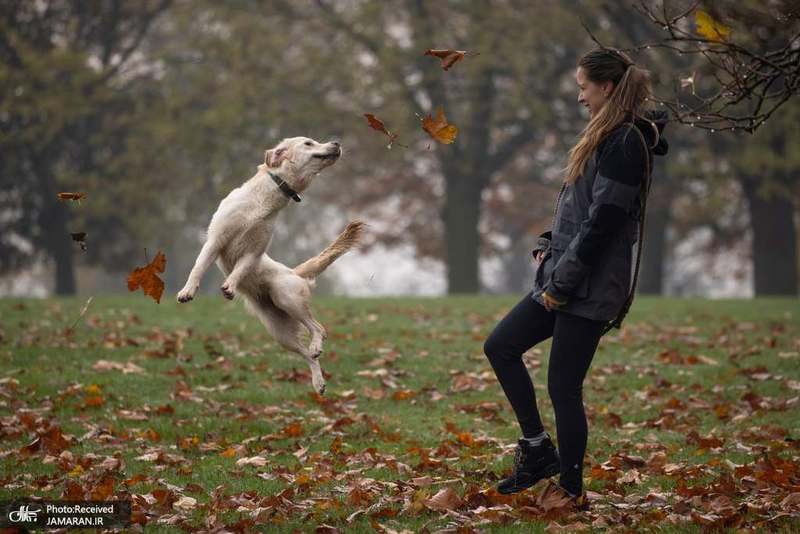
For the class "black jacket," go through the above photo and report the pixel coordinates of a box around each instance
[532,110,669,321]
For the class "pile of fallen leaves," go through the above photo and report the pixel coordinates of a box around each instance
[2,299,800,532]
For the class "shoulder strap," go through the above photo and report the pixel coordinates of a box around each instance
[600,121,652,337]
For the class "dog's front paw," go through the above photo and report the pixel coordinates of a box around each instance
[220,283,235,300]
[309,342,323,359]
[313,378,326,396]
[177,285,197,303]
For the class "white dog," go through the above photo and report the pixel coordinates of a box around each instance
[176,136,364,394]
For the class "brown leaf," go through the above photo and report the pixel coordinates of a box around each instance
[90,473,116,500]
[536,480,575,512]
[364,113,400,148]
[92,359,145,374]
[236,456,267,467]
[172,495,197,511]
[781,492,800,510]
[282,421,304,437]
[82,395,105,408]
[220,447,238,458]
[58,192,85,202]
[424,487,463,512]
[392,389,416,401]
[423,49,469,71]
[127,250,167,303]
[421,106,458,144]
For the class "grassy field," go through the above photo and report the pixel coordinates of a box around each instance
[1,295,799,533]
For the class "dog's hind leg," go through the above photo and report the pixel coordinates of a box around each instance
[271,321,326,395]
[270,280,326,358]
[244,293,327,395]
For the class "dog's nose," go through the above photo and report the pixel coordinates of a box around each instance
[331,141,341,147]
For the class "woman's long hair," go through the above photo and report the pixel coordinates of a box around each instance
[564,47,655,184]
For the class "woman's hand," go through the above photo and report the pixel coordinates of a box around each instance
[533,250,544,265]
[542,291,566,312]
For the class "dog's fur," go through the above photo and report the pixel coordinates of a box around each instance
[176,136,364,394]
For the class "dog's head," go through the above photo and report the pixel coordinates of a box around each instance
[261,136,342,191]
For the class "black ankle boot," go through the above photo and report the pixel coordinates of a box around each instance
[496,437,561,494]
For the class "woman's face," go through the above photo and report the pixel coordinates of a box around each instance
[576,66,614,117]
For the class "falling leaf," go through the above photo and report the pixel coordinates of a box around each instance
[423,49,475,71]
[70,232,87,251]
[364,113,401,148]
[695,9,731,42]
[57,192,85,202]
[421,106,458,144]
[127,250,167,303]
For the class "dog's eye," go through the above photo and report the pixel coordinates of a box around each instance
[304,141,313,146]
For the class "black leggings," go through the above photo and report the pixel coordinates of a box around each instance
[483,292,605,493]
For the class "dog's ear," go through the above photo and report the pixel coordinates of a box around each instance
[264,146,288,167]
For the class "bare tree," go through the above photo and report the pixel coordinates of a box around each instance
[584,1,799,134]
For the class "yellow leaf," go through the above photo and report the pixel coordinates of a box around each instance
[68,464,84,477]
[84,384,102,395]
[695,9,731,42]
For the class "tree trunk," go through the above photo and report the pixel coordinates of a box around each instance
[504,238,534,294]
[36,157,77,295]
[741,178,798,296]
[443,176,483,293]
[638,168,673,295]
[44,200,77,295]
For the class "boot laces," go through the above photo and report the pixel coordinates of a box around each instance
[512,443,527,482]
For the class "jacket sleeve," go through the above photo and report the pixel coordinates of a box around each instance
[531,230,552,257]
[544,127,647,301]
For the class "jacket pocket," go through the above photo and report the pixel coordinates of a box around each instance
[575,271,591,299]
[545,231,590,299]
[535,249,552,288]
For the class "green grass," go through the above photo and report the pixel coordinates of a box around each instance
[1,295,799,532]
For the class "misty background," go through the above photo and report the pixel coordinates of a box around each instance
[1,0,798,299]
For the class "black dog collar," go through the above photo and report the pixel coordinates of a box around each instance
[268,171,301,203]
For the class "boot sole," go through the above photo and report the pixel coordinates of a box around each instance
[496,462,561,494]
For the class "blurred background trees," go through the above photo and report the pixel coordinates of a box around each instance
[1,0,798,298]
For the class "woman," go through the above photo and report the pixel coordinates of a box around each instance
[483,47,669,504]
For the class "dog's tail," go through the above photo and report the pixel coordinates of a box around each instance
[293,221,366,279]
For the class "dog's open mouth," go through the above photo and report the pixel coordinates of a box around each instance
[313,150,341,160]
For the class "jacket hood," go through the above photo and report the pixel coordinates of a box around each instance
[633,109,669,156]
